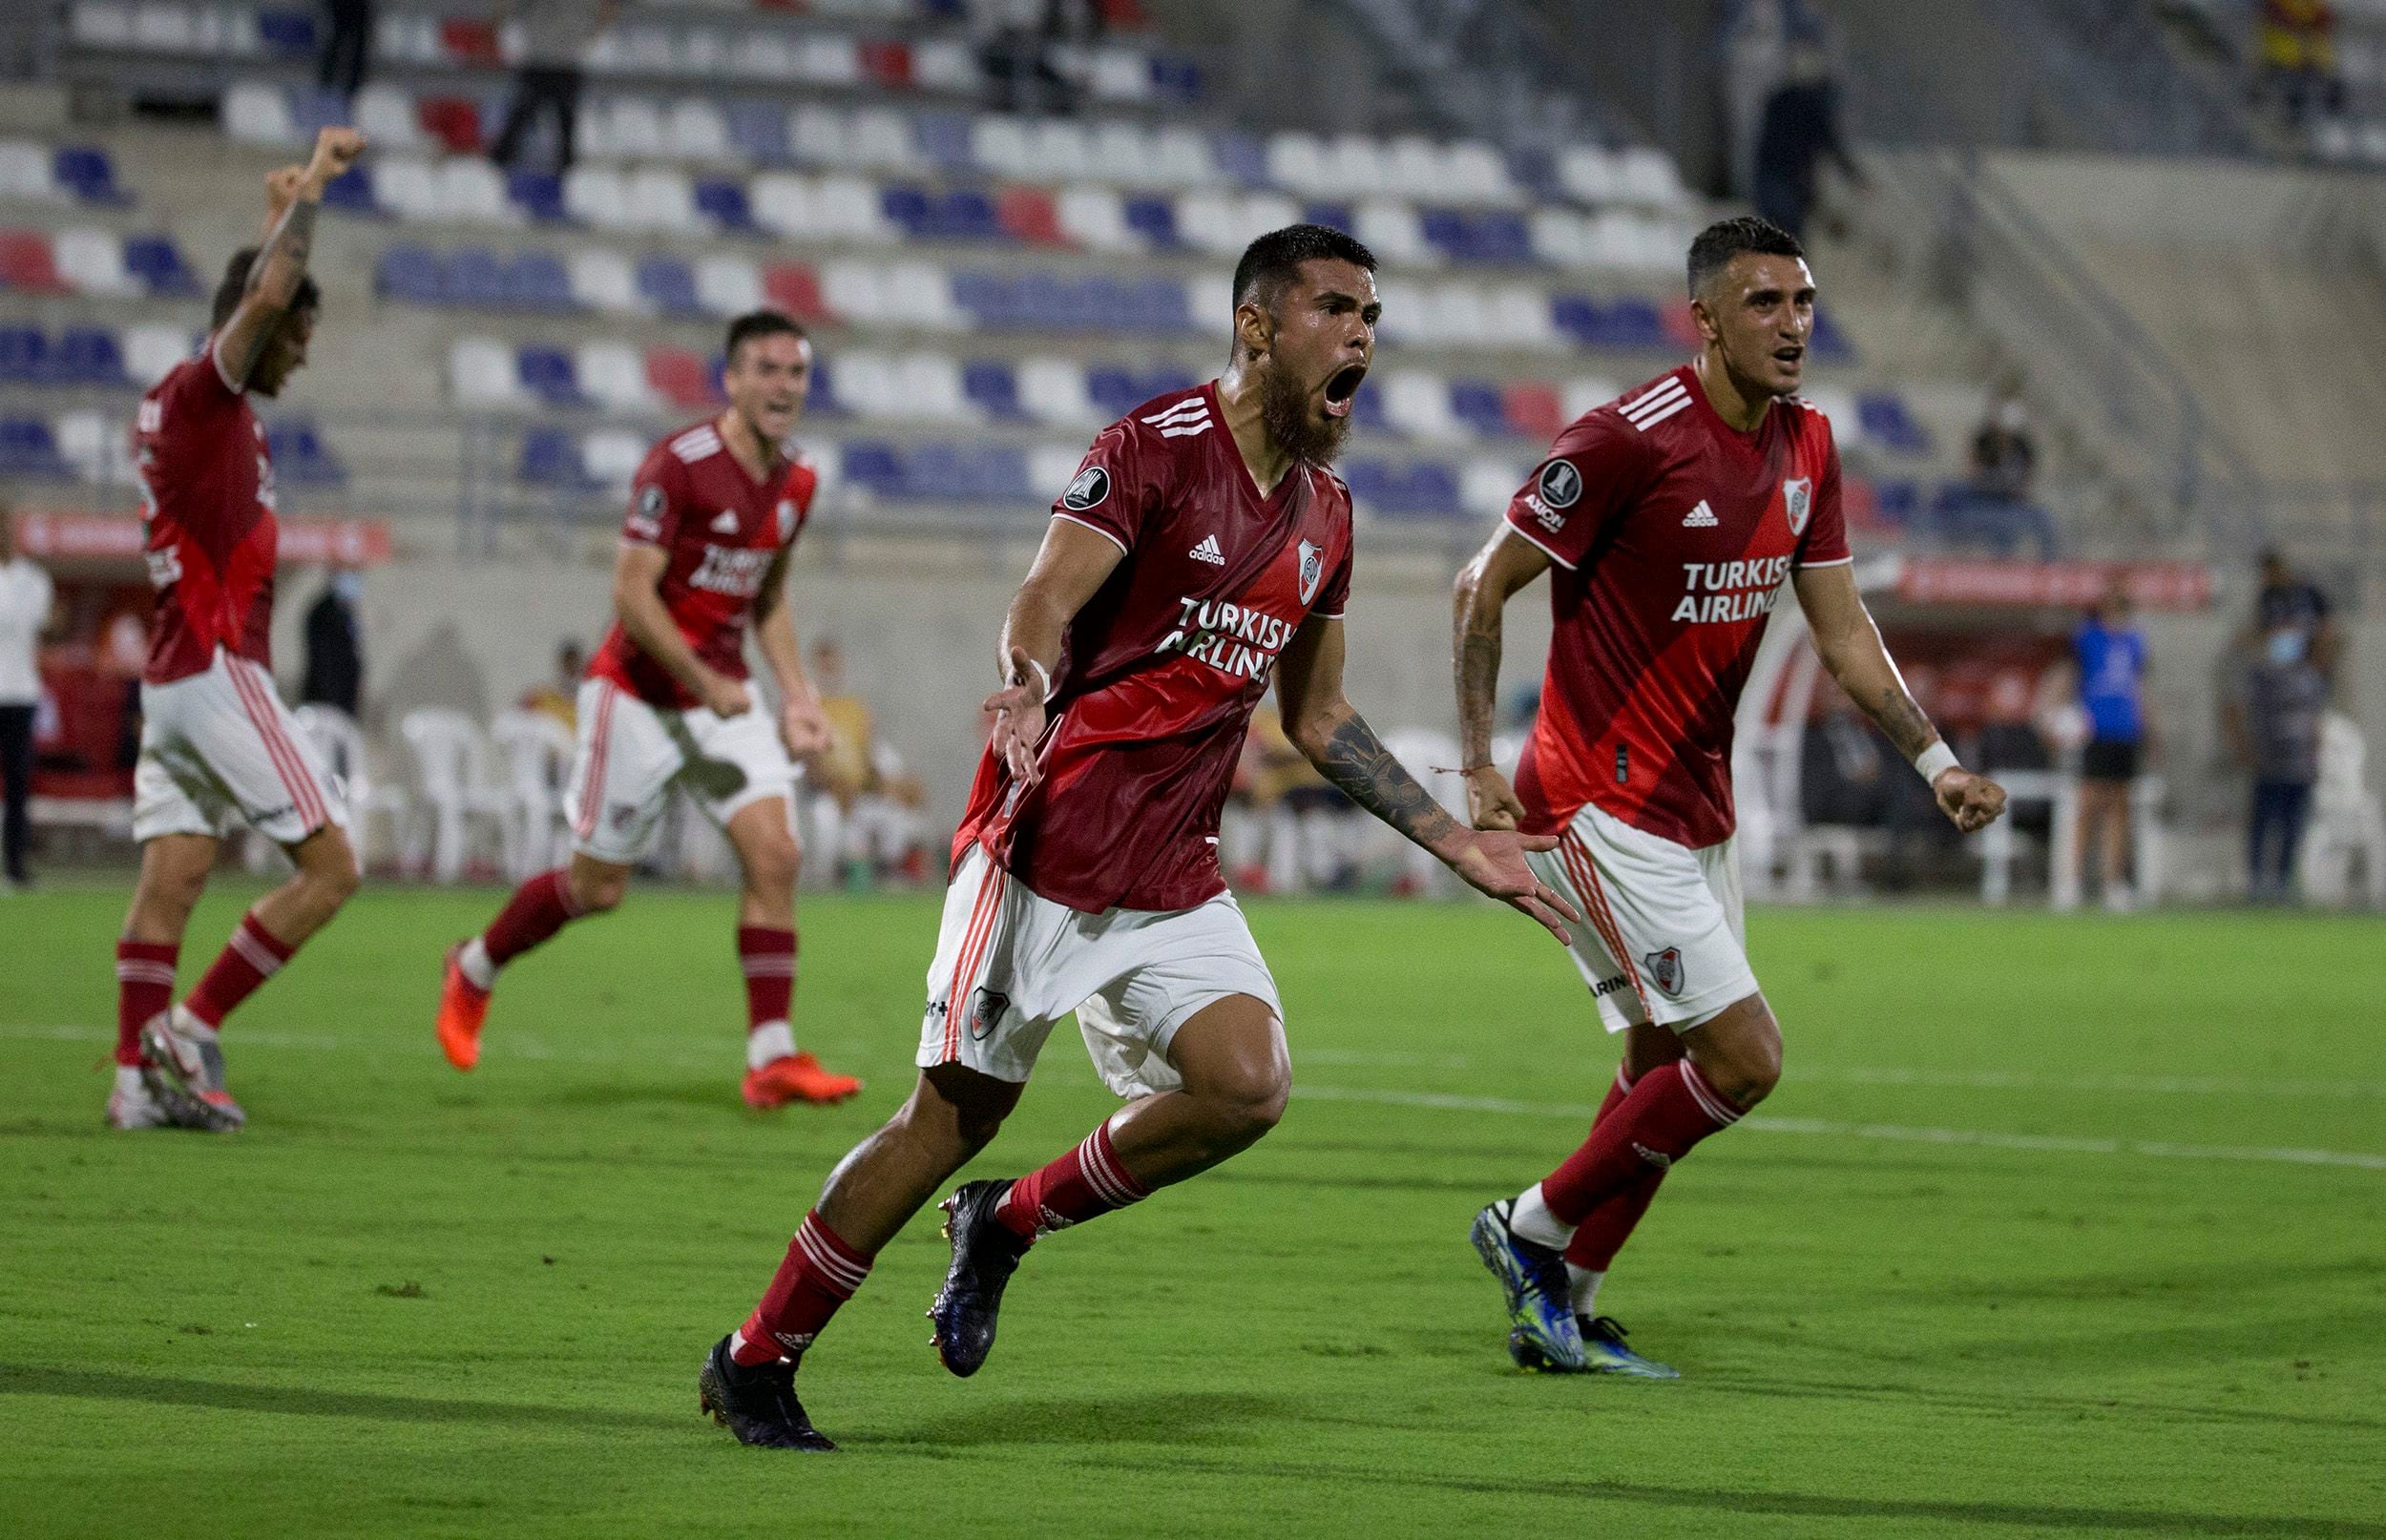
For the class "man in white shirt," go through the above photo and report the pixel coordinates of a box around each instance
[0,509,58,890]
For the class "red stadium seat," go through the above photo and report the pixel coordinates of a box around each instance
[1501,381,1564,442]
[644,347,716,410]
[762,262,833,323]
[860,42,913,90]
[439,18,503,66]
[0,230,66,294]
[996,187,1067,246]
[418,96,485,155]
[1095,0,1154,27]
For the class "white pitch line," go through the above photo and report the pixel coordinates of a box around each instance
[10,1023,2385,1174]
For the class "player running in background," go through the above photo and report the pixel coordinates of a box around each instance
[433,311,862,1110]
[108,127,366,1132]
[1453,217,2008,1376]
[695,226,1580,1450]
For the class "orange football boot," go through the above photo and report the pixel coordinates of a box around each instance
[436,944,492,1071]
[742,1052,863,1109]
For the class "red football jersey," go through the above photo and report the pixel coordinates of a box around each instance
[135,341,280,685]
[1504,364,1850,848]
[955,383,1355,913]
[589,420,816,710]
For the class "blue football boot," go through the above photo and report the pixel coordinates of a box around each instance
[1470,1198,1585,1372]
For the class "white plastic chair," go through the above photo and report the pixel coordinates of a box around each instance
[56,227,138,298]
[292,703,408,870]
[566,247,638,312]
[578,340,658,414]
[450,337,526,407]
[489,708,576,880]
[400,708,511,883]
[695,253,764,317]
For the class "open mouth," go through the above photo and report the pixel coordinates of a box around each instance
[1773,346,1805,369]
[1322,364,1367,419]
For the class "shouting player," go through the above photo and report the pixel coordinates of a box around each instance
[433,311,861,1109]
[695,225,1580,1450]
[1454,217,2007,1375]
[108,127,366,1132]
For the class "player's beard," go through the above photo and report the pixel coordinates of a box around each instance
[1257,359,1351,468]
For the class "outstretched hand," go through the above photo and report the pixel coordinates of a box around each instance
[982,644,1049,793]
[1934,767,2008,834]
[1443,828,1580,945]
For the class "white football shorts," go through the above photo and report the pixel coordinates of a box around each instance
[134,646,346,846]
[915,843,1282,1099]
[1525,800,1757,1032]
[564,676,796,864]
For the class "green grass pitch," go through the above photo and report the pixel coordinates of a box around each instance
[3,883,2383,1538]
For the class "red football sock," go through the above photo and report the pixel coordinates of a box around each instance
[182,912,295,1030]
[994,1117,1151,1239]
[738,925,796,1034]
[115,940,178,1067]
[483,869,583,968]
[1538,1060,1740,1227]
[735,1209,872,1363]
[1567,1064,1669,1272]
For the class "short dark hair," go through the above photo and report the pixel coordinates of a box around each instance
[724,309,806,368]
[1231,223,1378,316]
[1685,216,1804,300]
[211,247,321,330]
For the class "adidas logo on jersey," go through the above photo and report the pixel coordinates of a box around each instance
[1141,397,1214,440]
[1189,534,1225,565]
[710,509,740,534]
[1682,500,1719,528]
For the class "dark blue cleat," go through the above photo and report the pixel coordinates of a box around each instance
[928,1178,1031,1378]
[697,1334,836,1450]
[1472,1198,1586,1372]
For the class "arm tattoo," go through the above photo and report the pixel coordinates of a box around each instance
[1455,614,1502,768]
[248,199,318,296]
[1872,684,1937,760]
[1309,709,1462,852]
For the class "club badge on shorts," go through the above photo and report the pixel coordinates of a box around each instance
[969,986,1010,1041]
[1783,477,1812,537]
[1644,946,1686,997]
[1297,539,1324,605]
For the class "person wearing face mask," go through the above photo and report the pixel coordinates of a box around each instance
[2228,558,2334,903]
[300,564,365,718]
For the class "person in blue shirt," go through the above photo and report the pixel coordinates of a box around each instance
[2073,586,2152,909]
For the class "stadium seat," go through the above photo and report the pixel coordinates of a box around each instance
[51,326,128,386]
[436,158,513,224]
[1857,392,1932,454]
[52,146,129,205]
[694,253,763,317]
[376,244,445,303]
[962,359,1025,420]
[517,425,593,487]
[370,156,440,221]
[635,256,702,318]
[563,165,633,229]
[1448,378,1509,438]
[644,347,715,409]
[1056,186,1138,253]
[0,417,70,478]
[266,417,345,486]
[694,177,756,234]
[508,170,568,223]
[997,187,1066,246]
[504,250,576,311]
[54,227,139,298]
[624,167,699,233]
[912,109,975,173]
[355,84,428,154]
[727,100,788,165]
[566,248,638,312]
[1354,200,1434,268]
[124,324,195,385]
[0,141,57,202]
[1384,371,1464,441]
[665,100,731,163]
[450,337,525,406]
[516,345,588,407]
[446,246,508,307]
[581,427,648,489]
[223,81,295,146]
[578,342,659,413]
[120,234,200,298]
[53,408,129,485]
[1461,457,1530,518]
[322,166,378,215]
[1121,194,1180,248]
[0,327,45,384]
[762,261,831,323]
[0,231,66,293]
[257,9,317,55]
[1501,381,1565,442]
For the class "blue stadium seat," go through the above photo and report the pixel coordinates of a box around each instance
[0,417,69,477]
[122,236,201,297]
[1810,307,1855,363]
[912,111,975,172]
[1419,208,1469,260]
[726,101,787,164]
[503,251,576,311]
[50,326,127,386]
[1304,201,1354,235]
[805,358,846,417]
[838,440,904,497]
[1084,365,1141,420]
[447,248,509,308]
[1857,392,1931,454]
[962,360,1024,420]
[880,185,933,239]
[1407,461,1462,517]
[1466,212,1532,265]
[517,426,589,486]
[695,177,755,234]
[376,245,447,304]
[1449,379,1508,437]
[1870,479,1919,527]
[1550,295,1600,347]
[322,166,377,215]
[1122,277,1189,333]
[1145,366,1199,399]
[1122,195,1179,249]
[1209,130,1268,188]
[950,270,1011,328]
[1339,460,1395,508]
[0,327,46,384]
[1150,56,1204,103]
[290,88,351,140]
[266,418,345,486]
[515,345,587,406]
[931,189,1004,241]
[52,146,130,206]
[1350,382,1390,435]
[256,9,319,55]
[635,257,702,318]
[508,171,568,224]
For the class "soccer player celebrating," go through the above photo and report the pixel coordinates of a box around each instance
[1453,217,2007,1376]
[433,311,862,1110]
[108,127,366,1132]
[695,225,1580,1450]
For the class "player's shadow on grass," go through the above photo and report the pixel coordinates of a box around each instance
[877,1389,1292,1449]
[547,1078,757,1113]
[0,1364,686,1436]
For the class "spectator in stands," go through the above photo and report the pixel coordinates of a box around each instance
[2227,572,2333,903]
[2073,584,2152,910]
[300,564,365,718]
[489,0,621,174]
[520,639,585,732]
[1798,691,1888,828]
[2257,0,2343,130]
[0,508,58,890]
[2252,547,2338,673]
[1751,38,1863,241]
[1969,390,2038,505]
[317,0,373,99]
[973,0,1097,115]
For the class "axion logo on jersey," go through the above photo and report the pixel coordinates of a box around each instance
[1189,534,1224,565]
[690,543,775,597]
[1297,539,1324,604]
[1062,465,1110,511]
[1643,946,1685,996]
[1784,477,1813,537]
[1682,500,1719,528]
[1157,595,1300,683]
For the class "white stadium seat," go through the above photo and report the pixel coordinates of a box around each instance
[1562,376,1622,421]
[911,38,978,94]
[884,261,965,331]
[450,337,525,406]
[1087,45,1153,103]
[850,109,920,173]
[1384,371,1465,441]
[1529,208,1591,269]
[970,115,1031,179]
[1151,127,1220,188]
[664,100,731,163]
[794,35,862,87]
[749,171,812,239]
[1265,133,1327,198]
[1462,458,1529,519]
[354,84,427,154]
[1384,136,1446,199]
[1558,145,1622,205]
[624,167,697,232]
[1029,444,1090,499]
[56,227,139,298]
[694,253,764,317]
[1017,357,1099,428]
[1057,186,1139,253]
[222,81,295,146]
[1091,120,1160,184]
[566,247,638,312]
[0,139,62,201]
[124,324,196,385]
[72,2,136,48]
[1186,272,1235,336]
[600,98,668,160]
[1021,120,1093,182]
[730,31,797,82]
[435,157,515,224]
[1616,147,1685,207]
[1355,200,1435,269]
[581,427,649,488]
[790,105,854,166]
[1326,134,1393,198]
[562,164,634,229]
[1487,284,1563,350]
[55,408,133,485]
[370,156,441,221]
[809,175,893,243]
[133,3,198,54]
[578,342,659,413]
[1442,140,1516,202]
